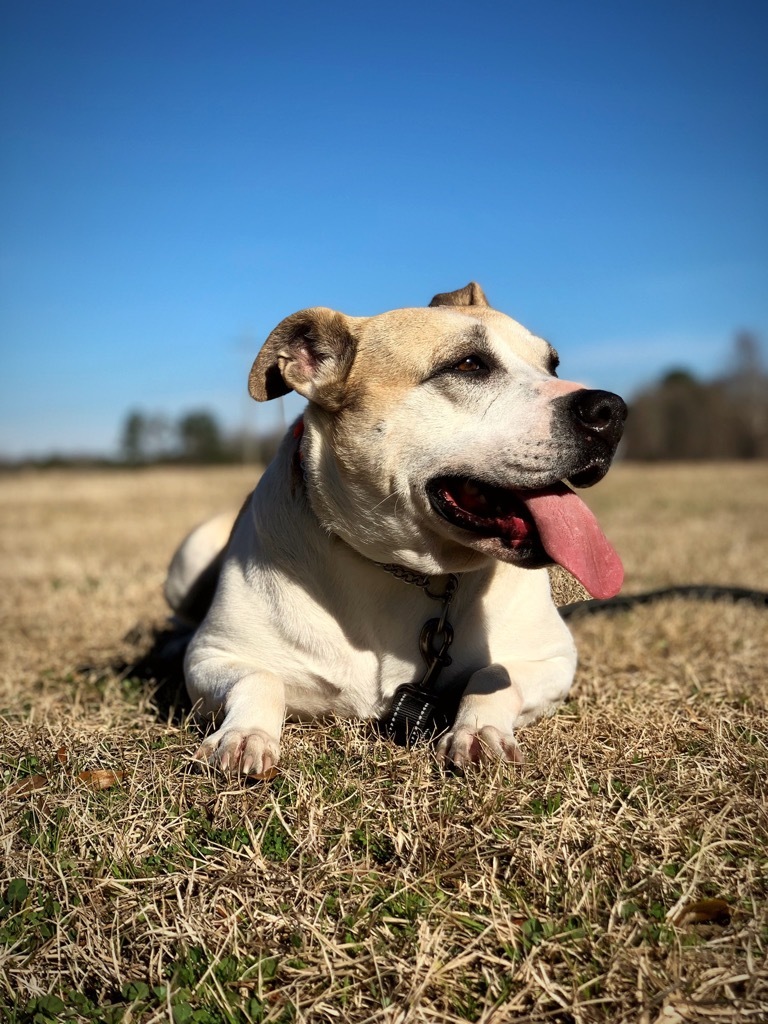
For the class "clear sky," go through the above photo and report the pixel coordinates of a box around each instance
[1,0,766,458]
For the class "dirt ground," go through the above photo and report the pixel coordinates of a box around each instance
[1,462,767,1023]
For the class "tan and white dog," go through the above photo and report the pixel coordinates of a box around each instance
[165,283,626,773]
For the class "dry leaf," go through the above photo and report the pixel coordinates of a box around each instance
[5,774,48,797]
[56,746,69,764]
[247,766,279,782]
[76,769,127,791]
[675,898,731,926]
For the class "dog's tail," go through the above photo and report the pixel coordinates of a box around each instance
[164,509,238,626]
[135,510,239,699]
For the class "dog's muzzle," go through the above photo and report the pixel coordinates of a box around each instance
[424,388,628,599]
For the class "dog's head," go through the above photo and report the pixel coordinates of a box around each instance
[248,284,626,598]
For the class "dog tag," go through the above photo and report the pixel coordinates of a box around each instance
[377,684,452,746]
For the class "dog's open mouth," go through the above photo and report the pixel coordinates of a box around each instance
[427,476,623,599]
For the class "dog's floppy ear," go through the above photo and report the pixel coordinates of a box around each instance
[248,308,357,408]
[428,282,490,308]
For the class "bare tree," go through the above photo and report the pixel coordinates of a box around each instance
[121,410,148,464]
[178,411,224,463]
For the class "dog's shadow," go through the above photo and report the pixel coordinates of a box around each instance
[115,619,196,724]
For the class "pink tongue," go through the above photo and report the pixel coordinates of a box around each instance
[520,484,623,599]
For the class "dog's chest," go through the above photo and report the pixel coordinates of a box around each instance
[277,593,440,718]
[276,578,490,720]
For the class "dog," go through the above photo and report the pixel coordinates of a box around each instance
[165,283,626,772]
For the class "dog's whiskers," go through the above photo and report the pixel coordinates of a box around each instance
[368,491,399,514]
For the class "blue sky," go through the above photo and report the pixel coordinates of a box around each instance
[1,0,766,457]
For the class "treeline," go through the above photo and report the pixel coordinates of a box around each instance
[120,409,284,465]
[622,331,768,459]
[4,331,764,470]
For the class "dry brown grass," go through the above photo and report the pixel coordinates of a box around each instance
[1,462,767,1023]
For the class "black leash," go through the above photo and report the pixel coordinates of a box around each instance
[560,584,768,619]
[375,566,462,745]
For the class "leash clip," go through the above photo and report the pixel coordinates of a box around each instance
[419,617,454,688]
[378,571,461,745]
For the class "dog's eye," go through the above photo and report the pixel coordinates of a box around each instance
[454,355,488,373]
[547,350,560,376]
[426,353,492,384]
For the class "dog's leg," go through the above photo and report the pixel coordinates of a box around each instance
[436,656,574,767]
[190,667,285,775]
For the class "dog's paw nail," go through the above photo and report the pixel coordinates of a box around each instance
[241,732,280,775]
[438,726,522,766]
[192,726,281,776]
[503,741,525,764]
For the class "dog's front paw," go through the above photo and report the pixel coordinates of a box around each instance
[436,725,523,767]
[194,728,280,776]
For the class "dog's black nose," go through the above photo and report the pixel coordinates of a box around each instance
[570,389,627,446]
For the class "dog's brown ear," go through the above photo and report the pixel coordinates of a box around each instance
[428,282,490,308]
[248,308,357,408]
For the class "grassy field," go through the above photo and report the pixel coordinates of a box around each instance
[1,462,767,1023]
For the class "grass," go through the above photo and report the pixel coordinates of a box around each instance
[1,462,767,1022]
